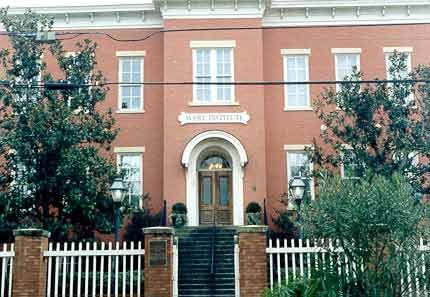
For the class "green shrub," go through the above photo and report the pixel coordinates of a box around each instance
[302,173,430,296]
[123,209,162,242]
[261,278,323,297]
[172,202,187,214]
[246,201,262,213]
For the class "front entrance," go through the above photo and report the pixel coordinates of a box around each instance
[198,154,233,225]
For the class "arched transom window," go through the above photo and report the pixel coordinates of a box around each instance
[199,155,231,171]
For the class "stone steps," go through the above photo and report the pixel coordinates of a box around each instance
[176,227,236,297]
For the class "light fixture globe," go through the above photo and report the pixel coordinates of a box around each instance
[289,177,306,202]
[110,177,126,204]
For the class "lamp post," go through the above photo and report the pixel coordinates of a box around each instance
[289,176,306,239]
[110,177,126,243]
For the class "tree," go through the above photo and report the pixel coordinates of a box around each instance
[302,174,430,296]
[0,9,120,241]
[312,52,430,194]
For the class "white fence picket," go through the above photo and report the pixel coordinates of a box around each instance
[267,237,430,293]
[43,241,144,297]
[0,244,13,297]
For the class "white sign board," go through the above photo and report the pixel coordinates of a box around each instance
[178,112,250,126]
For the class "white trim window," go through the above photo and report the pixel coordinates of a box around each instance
[118,56,144,111]
[286,150,315,201]
[192,47,235,103]
[340,150,362,180]
[384,48,413,103]
[117,153,143,208]
[334,53,360,92]
[283,53,310,110]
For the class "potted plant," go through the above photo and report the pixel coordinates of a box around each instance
[169,202,187,228]
[246,202,262,225]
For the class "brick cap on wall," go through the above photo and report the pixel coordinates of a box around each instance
[143,227,174,235]
[237,225,268,233]
[13,228,51,238]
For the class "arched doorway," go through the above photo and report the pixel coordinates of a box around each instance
[182,131,248,226]
[198,152,233,225]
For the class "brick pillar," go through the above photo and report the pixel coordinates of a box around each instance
[143,227,174,297]
[238,226,268,297]
[13,229,50,297]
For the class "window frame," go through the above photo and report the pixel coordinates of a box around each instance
[334,52,361,93]
[285,146,315,203]
[384,47,413,103]
[117,53,145,113]
[282,50,311,111]
[191,46,236,105]
[116,151,144,208]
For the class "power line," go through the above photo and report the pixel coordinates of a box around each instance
[2,22,430,43]
[0,79,428,89]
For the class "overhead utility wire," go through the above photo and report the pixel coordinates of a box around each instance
[0,79,428,89]
[2,22,430,42]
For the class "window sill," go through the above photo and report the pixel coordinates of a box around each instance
[284,107,313,111]
[189,101,240,107]
[116,110,145,114]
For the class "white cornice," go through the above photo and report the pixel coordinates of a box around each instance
[263,3,430,27]
[270,0,430,9]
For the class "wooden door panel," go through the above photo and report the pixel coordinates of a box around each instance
[215,172,233,225]
[199,173,214,225]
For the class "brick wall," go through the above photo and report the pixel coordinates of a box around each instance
[238,226,268,297]
[12,229,50,297]
[144,227,174,297]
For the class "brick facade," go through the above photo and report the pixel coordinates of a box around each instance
[12,229,50,297]
[238,226,268,297]
[143,227,174,297]
[2,1,430,226]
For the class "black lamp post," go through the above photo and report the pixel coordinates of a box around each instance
[110,177,126,243]
[289,176,306,239]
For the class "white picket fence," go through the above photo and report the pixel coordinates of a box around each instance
[0,244,14,297]
[267,238,430,296]
[43,241,144,297]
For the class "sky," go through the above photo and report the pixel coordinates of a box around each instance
[1,0,152,8]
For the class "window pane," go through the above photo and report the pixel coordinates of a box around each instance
[336,54,358,80]
[288,152,310,181]
[201,176,212,205]
[285,55,309,107]
[219,176,229,206]
[119,154,142,205]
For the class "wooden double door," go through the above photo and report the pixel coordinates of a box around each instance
[199,170,233,225]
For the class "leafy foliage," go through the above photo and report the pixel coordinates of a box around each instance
[270,210,298,240]
[246,201,262,213]
[171,202,187,214]
[261,278,326,297]
[311,52,430,194]
[302,174,430,296]
[123,208,162,243]
[0,10,120,241]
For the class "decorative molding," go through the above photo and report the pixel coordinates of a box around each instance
[189,40,236,48]
[264,1,430,27]
[3,0,430,30]
[281,48,311,55]
[178,112,250,126]
[116,50,147,57]
[383,46,413,53]
[331,48,362,54]
[114,146,146,153]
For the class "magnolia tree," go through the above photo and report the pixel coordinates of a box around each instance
[311,52,430,194]
[0,10,120,240]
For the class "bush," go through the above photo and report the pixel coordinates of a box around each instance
[123,209,162,242]
[246,201,261,213]
[302,173,430,296]
[271,210,298,240]
[261,278,323,297]
[172,202,187,214]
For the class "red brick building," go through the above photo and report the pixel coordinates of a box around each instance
[4,0,430,226]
